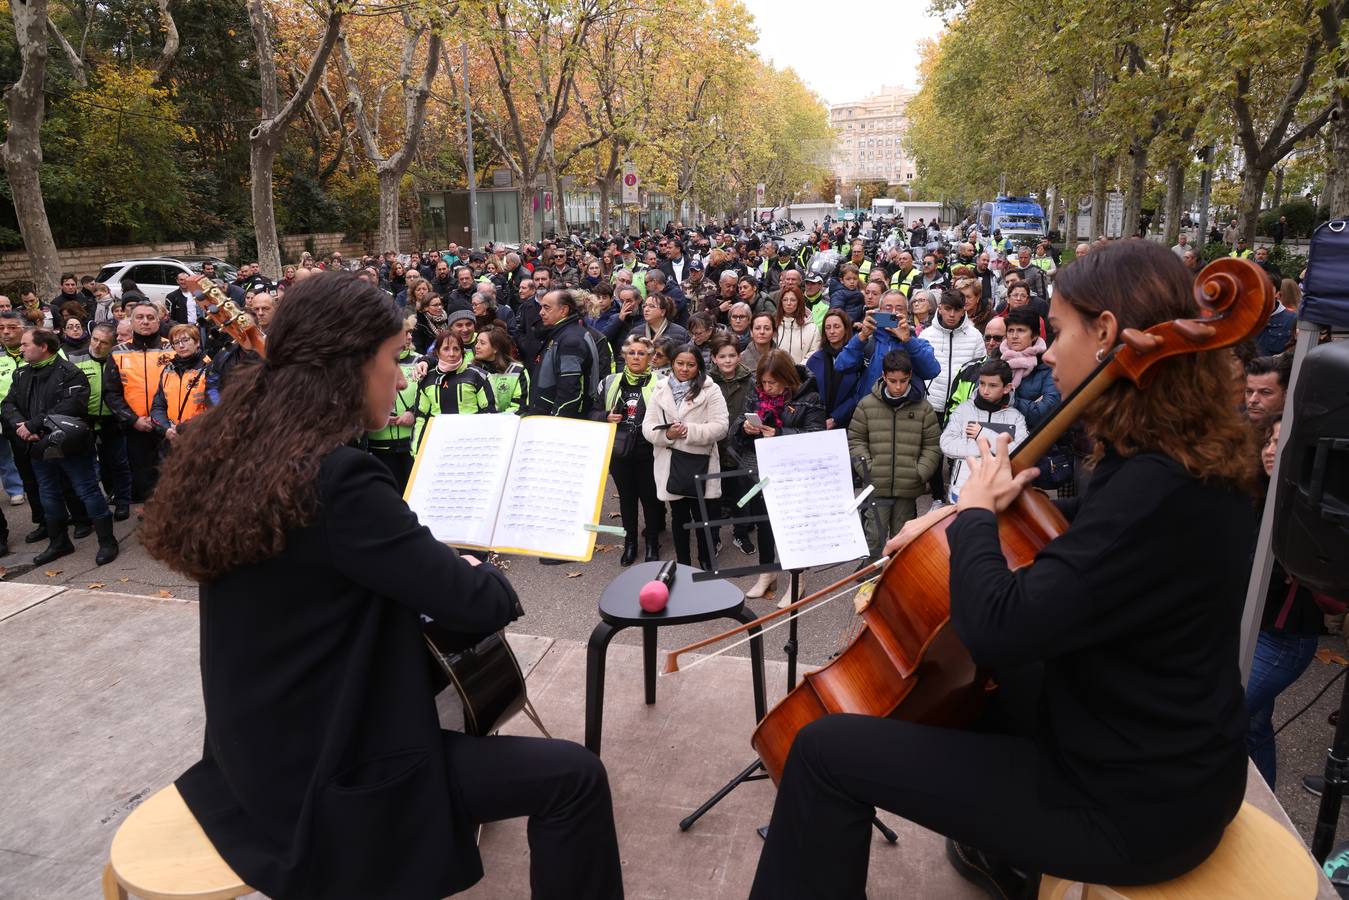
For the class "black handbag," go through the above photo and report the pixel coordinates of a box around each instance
[611,426,639,460]
[666,448,709,496]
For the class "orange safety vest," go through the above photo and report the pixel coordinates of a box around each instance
[112,340,172,418]
[156,362,210,426]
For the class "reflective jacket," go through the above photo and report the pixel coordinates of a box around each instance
[151,354,211,430]
[112,333,172,418]
[366,349,422,451]
[483,361,528,415]
[412,361,496,452]
[66,348,135,423]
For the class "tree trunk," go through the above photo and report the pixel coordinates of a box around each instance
[1238,164,1270,245]
[548,165,567,235]
[1063,193,1079,248]
[1329,108,1349,218]
[518,186,535,243]
[250,138,283,275]
[1122,143,1148,239]
[3,0,63,299]
[598,176,612,231]
[1090,157,1107,240]
[1044,185,1057,237]
[1163,160,1185,246]
[376,169,402,255]
[1271,166,1285,208]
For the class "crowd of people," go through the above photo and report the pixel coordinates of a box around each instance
[0,214,1315,788]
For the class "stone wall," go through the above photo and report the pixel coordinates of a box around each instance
[0,228,414,290]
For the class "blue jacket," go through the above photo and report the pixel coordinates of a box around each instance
[1012,362,1060,430]
[835,331,939,413]
[805,344,865,428]
[1256,307,1296,357]
[829,286,865,324]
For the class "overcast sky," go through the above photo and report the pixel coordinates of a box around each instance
[740,0,947,105]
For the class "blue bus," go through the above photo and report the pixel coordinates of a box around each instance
[974,197,1047,248]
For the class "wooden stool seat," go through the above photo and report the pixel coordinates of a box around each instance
[104,784,252,900]
[1039,802,1318,899]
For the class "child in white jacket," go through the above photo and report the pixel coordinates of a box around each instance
[940,358,1028,503]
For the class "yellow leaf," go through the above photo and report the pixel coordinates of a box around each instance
[117,577,129,583]
[157,590,174,599]
[1316,649,1348,666]
[88,582,105,590]
[43,570,61,577]
[565,572,582,578]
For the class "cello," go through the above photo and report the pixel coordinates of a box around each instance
[664,257,1274,783]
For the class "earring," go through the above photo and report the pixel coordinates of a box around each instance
[1095,348,1106,362]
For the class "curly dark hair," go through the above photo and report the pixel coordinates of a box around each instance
[142,272,405,581]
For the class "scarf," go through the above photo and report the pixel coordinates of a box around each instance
[755,390,787,427]
[881,384,910,408]
[668,373,693,408]
[645,319,668,341]
[170,351,205,374]
[974,392,1011,413]
[999,336,1047,389]
[424,307,448,329]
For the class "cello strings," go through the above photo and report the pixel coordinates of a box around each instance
[659,573,883,677]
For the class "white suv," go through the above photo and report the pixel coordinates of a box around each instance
[95,257,238,304]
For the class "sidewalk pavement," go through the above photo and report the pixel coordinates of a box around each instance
[0,583,1335,899]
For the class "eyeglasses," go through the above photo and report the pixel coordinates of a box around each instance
[170,337,197,347]
[984,334,1003,344]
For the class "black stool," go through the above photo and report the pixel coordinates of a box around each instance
[584,562,767,755]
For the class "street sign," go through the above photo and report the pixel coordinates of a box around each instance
[1105,192,1125,238]
[621,161,639,205]
[755,182,765,205]
[543,192,553,212]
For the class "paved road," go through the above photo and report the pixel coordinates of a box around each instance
[5,489,1345,849]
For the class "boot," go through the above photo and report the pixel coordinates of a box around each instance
[112,503,131,522]
[24,524,47,544]
[745,573,777,599]
[72,520,93,539]
[93,516,119,566]
[644,535,661,562]
[620,536,638,567]
[33,521,75,566]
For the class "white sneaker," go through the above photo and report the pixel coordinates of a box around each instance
[745,573,777,599]
[8,494,23,506]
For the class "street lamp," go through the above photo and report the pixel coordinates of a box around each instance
[854,185,861,212]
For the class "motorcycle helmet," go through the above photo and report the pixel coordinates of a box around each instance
[37,414,94,460]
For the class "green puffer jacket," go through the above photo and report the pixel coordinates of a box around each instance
[847,380,942,498]
[711,363,753,470]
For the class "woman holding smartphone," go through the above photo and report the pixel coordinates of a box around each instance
[731,349,827,599]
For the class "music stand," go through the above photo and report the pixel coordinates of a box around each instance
[677,466,897,844]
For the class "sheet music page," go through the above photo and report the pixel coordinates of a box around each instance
[492,417,616,561]
[755,429,869,569]
[405,415,520,547]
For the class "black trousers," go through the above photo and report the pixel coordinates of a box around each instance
[749,714,1227,899]
[125,428,163,501]
[609,452,664,540]
[370,448,414,495]
[738,485,776,566]
[669,496,712,568]
[444,731,623,899]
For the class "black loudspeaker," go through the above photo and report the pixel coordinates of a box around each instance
[1273,338,1349,597]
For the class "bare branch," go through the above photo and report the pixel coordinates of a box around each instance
[46,15,87,88]
[153,0,179,78]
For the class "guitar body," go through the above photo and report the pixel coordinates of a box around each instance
[424,625,527,736]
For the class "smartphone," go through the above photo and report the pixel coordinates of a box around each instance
[872,311,899,330]
[744,412,764,429]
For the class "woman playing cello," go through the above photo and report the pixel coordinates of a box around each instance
[750,240,1260,898]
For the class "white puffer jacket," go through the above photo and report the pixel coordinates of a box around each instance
[940,398,1028,502]
[918,314,985,413]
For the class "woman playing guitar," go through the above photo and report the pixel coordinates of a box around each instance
[141,273,622,900]
[750,240,1261,898]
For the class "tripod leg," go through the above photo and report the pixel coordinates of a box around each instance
[872,817,899,844]
[679,759,766,831]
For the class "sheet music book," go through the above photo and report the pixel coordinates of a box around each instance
[404,414,616,562]
[754,429,869,570]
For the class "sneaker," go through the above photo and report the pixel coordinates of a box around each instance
[732,535,756,555]
[8,493,23,506]
[1305,775,1326,797]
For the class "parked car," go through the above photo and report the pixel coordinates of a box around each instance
[94,257,237,304]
